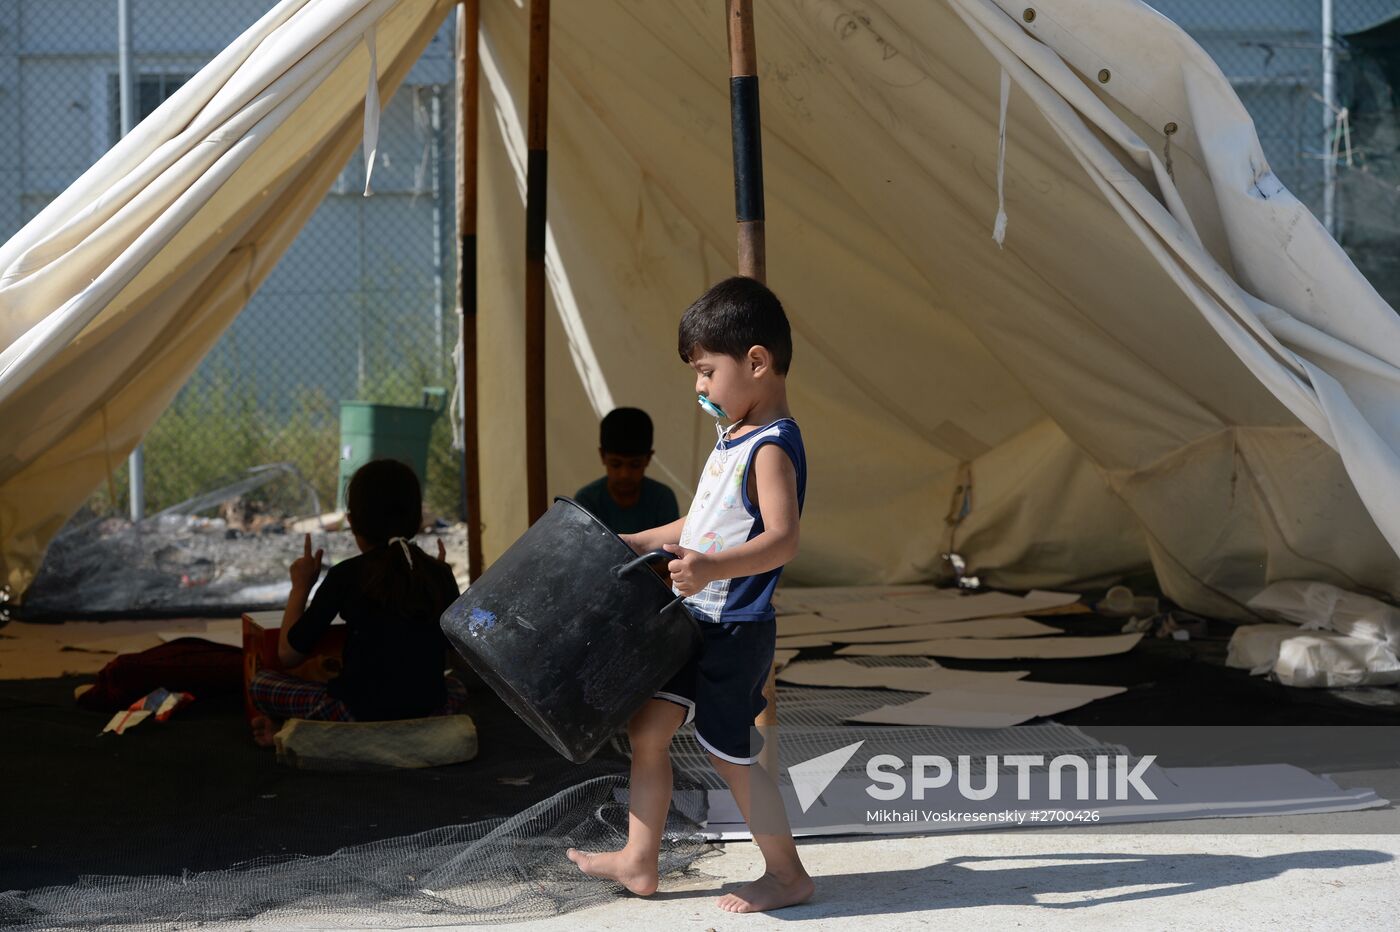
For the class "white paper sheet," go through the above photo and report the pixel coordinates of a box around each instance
[776,658,1030,691]
[832,616,1059,644]
[849,707,1031,727]
[846,680,1125,726]
[838,633,1144,659]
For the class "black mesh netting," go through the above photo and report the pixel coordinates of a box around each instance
[0,768,713,930]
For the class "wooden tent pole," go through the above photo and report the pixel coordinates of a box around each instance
[727,0,765,281]
[455,0,484,582]
[726,0,779,768]
[524,0,550,524]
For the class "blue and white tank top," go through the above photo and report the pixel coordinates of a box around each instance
[676,418,806,623]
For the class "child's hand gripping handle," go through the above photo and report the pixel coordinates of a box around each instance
[613,549,688,614]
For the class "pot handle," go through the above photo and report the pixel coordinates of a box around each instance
[613,549,689,615]
[613,549,672,578]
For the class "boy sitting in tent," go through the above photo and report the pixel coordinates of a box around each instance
[573,407,680,534]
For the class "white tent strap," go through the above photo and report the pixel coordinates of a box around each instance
[449,318,464,452]
[363,25,381,197]
[957,0,1203,252]
[993,67,1011,247]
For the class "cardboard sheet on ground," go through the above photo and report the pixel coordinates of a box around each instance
[810,593,1082,632]
[839,633,1144,659]
[157,618,245,648]
[69,632,167,654]
[776,658,1031,691]
[832,616,1059,644]
[0,619,213,678]
[773,633,836,648]
[888,589,1081,614]
[1015,590,1083,612]
[773,649,799,670]
[0,641,111,678]
[773,586,943,614]
[810,599,925,627]
[702,764,1387,841]
[882,592,1070,623]
[777,599,968,631]
[776,614,871,637]
[846,680,1126,726]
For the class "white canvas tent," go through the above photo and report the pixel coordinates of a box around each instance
[3,0,1400,621]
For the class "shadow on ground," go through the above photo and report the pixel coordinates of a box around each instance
[718,847,1396,918]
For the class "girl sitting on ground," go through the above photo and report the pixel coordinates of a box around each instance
[250,458,465,746]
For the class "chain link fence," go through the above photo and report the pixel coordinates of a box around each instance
[2,1,1398,601]
[2,0,461,525]
[1153,0,1400,304]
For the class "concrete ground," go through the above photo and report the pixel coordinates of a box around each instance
[460,801,1400,931]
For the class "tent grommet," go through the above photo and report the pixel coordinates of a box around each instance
[1097,68,1111,84]
[1022,8,1035,23]
[1164,121,1179,135]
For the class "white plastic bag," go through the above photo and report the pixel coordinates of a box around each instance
[1226,624,1301,675]
[1246,581,1400,653]
[1272,633,1400,689]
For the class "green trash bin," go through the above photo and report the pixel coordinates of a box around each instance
[337,387,447,511]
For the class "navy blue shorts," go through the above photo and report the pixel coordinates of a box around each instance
[654,618,775,764]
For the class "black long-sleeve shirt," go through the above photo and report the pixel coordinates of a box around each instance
[287,552,460,721]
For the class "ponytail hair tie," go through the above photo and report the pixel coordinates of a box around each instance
[387,536,414,568]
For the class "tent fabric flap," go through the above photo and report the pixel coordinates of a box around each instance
[0,0,454,598]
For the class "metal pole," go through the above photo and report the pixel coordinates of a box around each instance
[118,0,144,522]
[524,0,549,525]
[430,85,446,380]
[1322,0,1337,237]
[725,0,778,768]
[455,0,484,580]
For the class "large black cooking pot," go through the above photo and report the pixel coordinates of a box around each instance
[440,497,701,763]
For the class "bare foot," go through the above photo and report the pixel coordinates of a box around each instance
[717,871,815,913]
[565,848,659,896]
[250,715,280,748]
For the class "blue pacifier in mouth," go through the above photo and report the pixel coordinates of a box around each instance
[697,394,728,419]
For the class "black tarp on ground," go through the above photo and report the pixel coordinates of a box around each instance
[0,662,624,891]
[3,613,1398,894]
